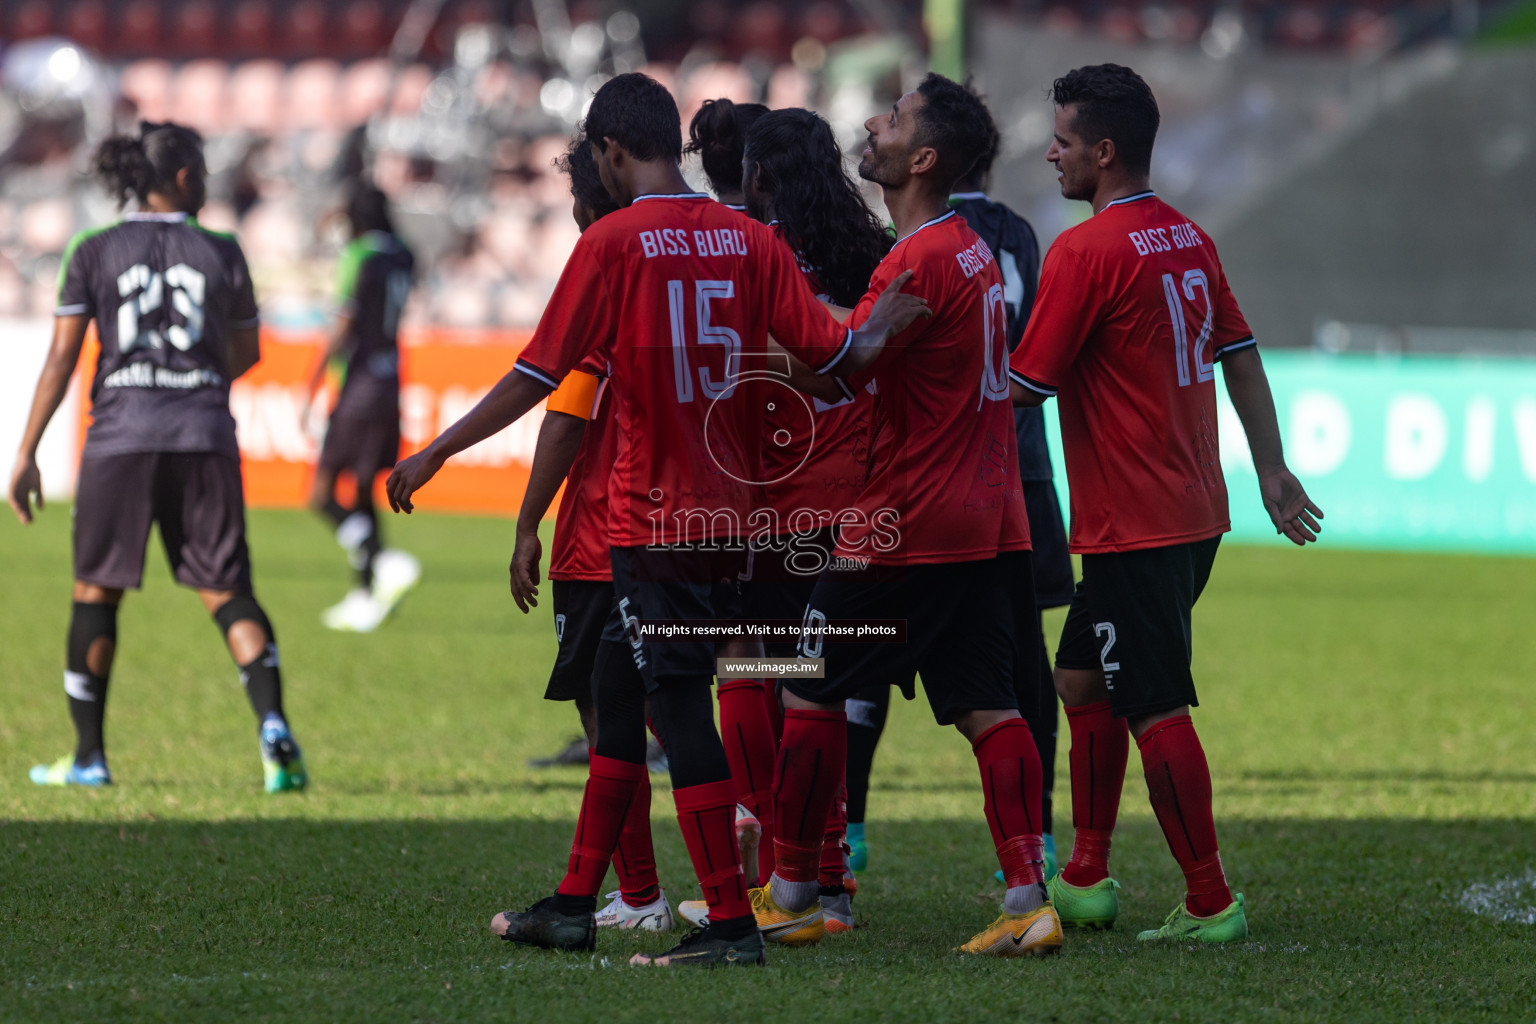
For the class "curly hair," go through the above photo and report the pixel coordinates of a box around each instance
[584,73,682,163]
[94,120,204,207]
[685,98,769,197]
[744,108,892,308]
[555,134,622,218]
[1051,64,1160,175]
[913,72,996,189]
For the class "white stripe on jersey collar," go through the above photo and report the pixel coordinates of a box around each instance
[896,208,956,242]
[126,211,190,222]
[632,192,712,203]
[721,202,748,211]
[1101,190,1157,211]
[948,191,989,202]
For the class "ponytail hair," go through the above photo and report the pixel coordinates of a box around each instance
[94,121,204,207]
[685,98,768,197]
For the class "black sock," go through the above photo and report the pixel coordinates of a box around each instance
[214,595,285,724]
[338,508,382,588]
[844,683,890,825]
[709,913,757,940]
[66,601,118,763]
[320,498,348,525]
[552,892,597,916]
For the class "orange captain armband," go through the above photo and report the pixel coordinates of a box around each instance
[544,370,606,421]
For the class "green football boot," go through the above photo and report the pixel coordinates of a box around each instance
[260,718,308,793]
[1137,892,1248,943]
[1046,872,1121,929]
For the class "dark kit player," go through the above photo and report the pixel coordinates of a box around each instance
[384,74,926,967]
[9,121,308,793]
[755,74,1063,957]
[305,182,420,633]
[1009,64,1323,942]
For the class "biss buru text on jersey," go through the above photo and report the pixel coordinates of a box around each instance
[1127,221,1206,256]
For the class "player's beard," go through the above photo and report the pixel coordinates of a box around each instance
[857,142,899,187]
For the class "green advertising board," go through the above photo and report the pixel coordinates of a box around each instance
[1041,351,1536,555]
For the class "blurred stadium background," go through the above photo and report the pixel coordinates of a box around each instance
[3,0,1535,548]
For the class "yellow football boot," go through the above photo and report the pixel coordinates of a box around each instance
[749,884,824,946]
[958,903,1065,957]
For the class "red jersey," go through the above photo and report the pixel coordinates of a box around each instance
[838,210,1029,566]
[515,193,850,548]
[546,370,614,581]
[757,234,872,534]
[1009,192,1255,554]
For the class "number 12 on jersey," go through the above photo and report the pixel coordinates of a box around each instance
[1162,268,1214,388]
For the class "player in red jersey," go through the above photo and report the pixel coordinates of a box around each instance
[672,106,894,934]
[384,74,928,968]
[751,74,1064,957]
[503,135,675,933]
[1009,64,1323,943]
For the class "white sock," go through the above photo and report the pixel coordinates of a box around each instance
[1004,882,1047,915]
[769,873,819,913]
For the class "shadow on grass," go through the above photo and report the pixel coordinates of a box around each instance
[1,818,1532,1023]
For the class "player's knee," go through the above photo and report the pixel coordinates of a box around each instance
[213,593,275,652]
[1053,666,1105,706]
[954,707,1022,744]
[72,581,123,605]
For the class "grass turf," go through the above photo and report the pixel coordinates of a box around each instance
[2,508,1533,1022]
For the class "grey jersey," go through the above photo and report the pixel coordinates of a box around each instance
[56,212,258,459]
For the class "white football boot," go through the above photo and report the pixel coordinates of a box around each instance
[371,549,421,616]
[595,889,674,932]
[321,588,387,632]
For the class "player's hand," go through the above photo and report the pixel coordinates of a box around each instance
[385,447,444,514]
[865,269,932,336]
[8,455,42,525]
[509,528,543,613]
[1258,466,1324,545]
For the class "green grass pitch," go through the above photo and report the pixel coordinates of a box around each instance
[2,508,1534,1022]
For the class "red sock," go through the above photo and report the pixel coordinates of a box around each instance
[1061,700,1129,887]
[1137,715,1233,917]
[818,783,849,887]
[673,779,752,922]
[771,708,846,883]
[557,754,646,898]
[718,679,778,884]
[612,771,659,906]
[763,682,784,745]
[972,718,1045,889]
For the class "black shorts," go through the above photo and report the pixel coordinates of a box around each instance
[1000,549,1047,720]
[1023,479,1073,609]
[1055,535,1222,719]
[740,528,833,657]
[544,579,614,702]
[603,545,744,691]
[318,408,400,481]
[74,451,252,592]
[784,556,1021,726]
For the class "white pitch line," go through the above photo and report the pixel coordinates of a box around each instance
[1458,870,1536,925]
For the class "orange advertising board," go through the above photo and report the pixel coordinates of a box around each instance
[78,327,549,514]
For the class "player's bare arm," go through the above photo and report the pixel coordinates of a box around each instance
[228,325,262,380]
[769,337,845,403]
[509,410,587,613]
[1220,345,1324,545]
[1010,377,1049,408]
[830,268,930,378]
[818,298,854,322]
[386,369,553,513]
[8,314,90,524]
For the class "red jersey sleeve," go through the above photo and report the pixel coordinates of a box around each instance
[1008,242,1100,398]
[514,234,618,389]
[1210,265,1256,360]
[762,235,851,375]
